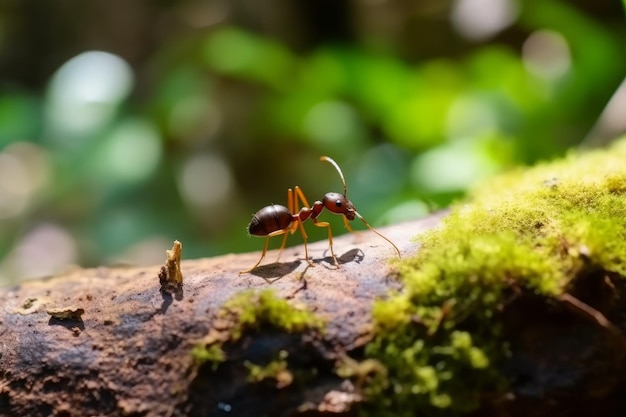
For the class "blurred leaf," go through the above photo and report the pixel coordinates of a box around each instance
[0,92,40,145]
[368,59,462,150]
[149,66,217,142]
[1,0,624,281]
[203,27,295,89]
[88,119,162,186]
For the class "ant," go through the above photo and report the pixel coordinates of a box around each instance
[240,156,401,274]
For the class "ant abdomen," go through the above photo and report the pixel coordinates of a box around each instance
[248,204,293,236]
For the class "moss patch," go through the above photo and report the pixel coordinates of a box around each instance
[192,289,323,367]
[362,138,626,415]
[245,349,293,389]
[189,290,331,415]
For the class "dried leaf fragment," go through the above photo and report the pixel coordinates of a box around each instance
[46,307,85,321]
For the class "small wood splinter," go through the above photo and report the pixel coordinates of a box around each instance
[159,240,183,289]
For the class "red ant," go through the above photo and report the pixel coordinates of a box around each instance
[240,156,401,273]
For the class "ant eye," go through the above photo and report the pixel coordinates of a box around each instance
[335,200,342,207]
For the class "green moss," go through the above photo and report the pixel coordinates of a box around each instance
[192,289,323,366]
[222,289,324,340]
[245,349,293,388]
[191,344,226,367]
[361,138,626,415]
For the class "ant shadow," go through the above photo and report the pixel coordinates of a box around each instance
[249,248,366,283]
[159,284,184,314]
[48,317,85,332]
[249,260,302,282]
[316,248,365,269]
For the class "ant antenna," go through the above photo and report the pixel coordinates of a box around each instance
[320,156,347,196]
[319,155,401,258]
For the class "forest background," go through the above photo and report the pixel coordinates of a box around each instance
[0,0,624,284]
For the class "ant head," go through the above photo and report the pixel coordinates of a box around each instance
[319,155,401,259]
[320,156,357,220]
[322,192,356,220]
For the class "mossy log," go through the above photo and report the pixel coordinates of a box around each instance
[0,214,440,417]
[0,193,626,417]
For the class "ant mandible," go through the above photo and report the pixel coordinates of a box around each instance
[240,156,401,274]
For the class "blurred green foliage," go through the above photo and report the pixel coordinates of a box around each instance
[0,0,624,283]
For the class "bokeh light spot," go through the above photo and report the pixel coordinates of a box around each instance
[0,153,30,218]
[451,0,519,41]
[522,30,572,82]
[355,144,408,197]
[0,142,51,219]
[9,224,77,279]
[178,153,233,208]
[446,95,498,140]
[114,236,173,266]
[45,51,134,141]
[94,119,163,184]
[304,101,362,149]
[378,200,430,225]
[178,0,229,28]
[168,95,221,142]
[411,140,500,192]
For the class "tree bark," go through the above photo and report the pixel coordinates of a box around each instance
[3,210,626,417]
[0,213,445,417]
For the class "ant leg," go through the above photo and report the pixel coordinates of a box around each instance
[292,186,314,266]
[287,188,295,213]
[240,236,271,274]
[240,229,293,274]
[293,186,311,210]
[312,220,339,268]
[297,219,313,266]
[275,233,290,262]
[276,216,302,261]
[342,215,354,232]
[275,218,313,266]
[274,188,298,262]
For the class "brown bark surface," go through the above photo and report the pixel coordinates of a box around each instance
[0,214,445,417]
[3,211,626,417]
